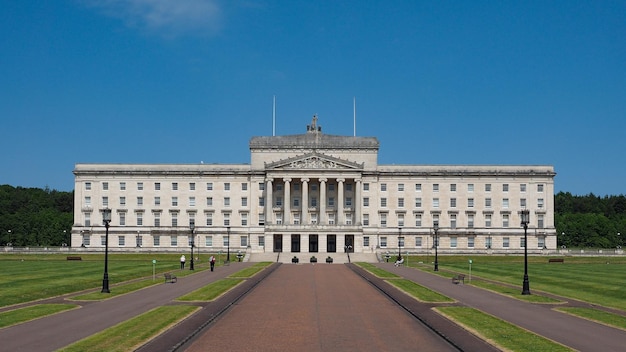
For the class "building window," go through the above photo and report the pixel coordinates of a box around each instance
[293,198,300,207]
[171,213,178,227]
[398,214,405,227]
[207,197,213,206]
[468,237,475,248]
[153,235,160,246]
[450,184,456,192]
[345,197,352,207]
[485,184,491,192]
[538,198,544,208]
[120,182,126,191]
[311,197,317,207]
[415,213,422,227]
[120,197,126,206]
[101,236,106,246]
[380,198,387,207]
[433,184,439,192]
[433,198,439,208]
[363,214,369,226]
[85,182,92,190]
[259,182,265,191]
[240,236,248,247]
[468,198,474,208]
[485,214,492,227]
[380,236,387,248]
[310,213,317,224]
[345,213,352,225]
[172,197,178,207]
[380,213,387,227]
[468,214,474,228]
[190,182,196,191]
[485,198,492,208]
[154,197,160,206]
[328,197,335,207]
[259,197,265,207]
[328,184,335,192]
[415,236,422,247]
[137,212,143,226]
[328,213,335,225]
[364,236,370,247]
[485,236,491,249]
[189,197,196,207]
[258,235,265,247]
[538,214,545,228]
[399,236,405,247]
[520,237,526,248]
[503,237,510,248]
[137,197,143,206]
[538,236,545,249]
[415,183,422,191]
[503,214,510,227]
[380,183,387,191]
[172,182,178,191]
[137,182,143,191]
[450,237,457,248]
[398,184,404,191]
[450,198,457,208]
[85,196,91,206]
[102,182,109,191]
[242,197,248,207]
[224,197,230,207]
[205,235,213,247]
[223,236,229,247]
[450,214,457,229]
[503,184,509,192]
[345,183,352,191]
[468,184,474,192]
[242,182,248,191]
[363,183,370,191]
[275,197,282,207]
[538,184,544,192]
[398,198,404,208]
[119,212,126,226]
[206,213,213,226]
[102,196,109,207]
[415,198,422,207]
[259,213,265,226]
[241,213,248,226]
[154,212,161,227]
[363,197,369,207]
[520,198,527,208]
[155,182,161,191]
[207,182,213,191]
[502,198,509,208]
[520,184,526,192]
[119,236,125,246]
[223,213,230,226]
[171,236,177,246]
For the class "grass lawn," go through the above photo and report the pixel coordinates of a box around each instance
[386,279,454,303]
[176,278,244,301]
[57,305,199,352]
[410,255,626,311]
[355,262,401,278]
[555,307,626,330]
[0,304,78,328]
[437,306,573,352]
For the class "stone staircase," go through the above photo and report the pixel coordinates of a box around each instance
[247,252,379,264]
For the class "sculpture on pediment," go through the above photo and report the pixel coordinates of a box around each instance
[289,157,338,169]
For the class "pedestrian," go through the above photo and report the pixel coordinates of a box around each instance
[210,255,216,271]
[180,254,186,270]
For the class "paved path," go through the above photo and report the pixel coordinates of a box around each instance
[378,263,626,352]
[184,264,459,352]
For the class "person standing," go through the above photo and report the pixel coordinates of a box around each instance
[210,255,216,271]
[180,254,186,270]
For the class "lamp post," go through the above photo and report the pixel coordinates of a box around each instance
[101,208,112,293]
[433,221,439,271]
[398,227,402,260]
[189,223,195,270]
[521,209,531,295]
[226,226,231,262]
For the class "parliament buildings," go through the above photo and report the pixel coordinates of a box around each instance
[72,117,557,258]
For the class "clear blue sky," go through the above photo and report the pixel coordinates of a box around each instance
[1,1,624,196]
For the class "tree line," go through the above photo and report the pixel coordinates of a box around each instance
[0,185,624,248]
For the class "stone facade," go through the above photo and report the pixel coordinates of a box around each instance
[72,118,557,255]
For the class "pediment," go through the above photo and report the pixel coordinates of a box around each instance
[265,152,363,170]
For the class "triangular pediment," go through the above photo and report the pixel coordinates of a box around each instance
[265,152,363,170]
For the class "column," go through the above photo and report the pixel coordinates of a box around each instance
[301,178,309,224]
[283,178,291,225]
[266,178,273,225]
[355,178,361,226]
[319,178,327,224]
[337,178,345,225]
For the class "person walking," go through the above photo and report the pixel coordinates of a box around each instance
[210,255,216,271]
[180,255,186,270]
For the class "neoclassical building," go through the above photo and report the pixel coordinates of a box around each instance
[72,117,557,256]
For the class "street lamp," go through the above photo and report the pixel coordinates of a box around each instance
[101,208,112,293]
[521,209,531,295]
[398,227,402,260]
[226,226,231,262]
[433,221,439,271]
[189,223,195,270]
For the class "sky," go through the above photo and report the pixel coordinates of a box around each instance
[1,0,625,196]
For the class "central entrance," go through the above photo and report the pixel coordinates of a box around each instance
[291,234,301,252]
[309,234,319,252]
[344,234,354,252]
[273,234,283,253]
[327,234,336,252]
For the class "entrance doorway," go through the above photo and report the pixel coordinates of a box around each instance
[327,235,336,252]
[344,235,354,252]
[309,235,319,252]
[291,234,301,252]
[273,234,283,253]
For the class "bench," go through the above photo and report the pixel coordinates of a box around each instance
[452,274,466,284]
[66,256,82,261]
[164,273,177,283]
[548,258,564,263]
